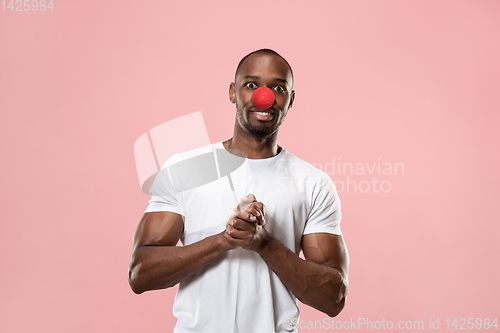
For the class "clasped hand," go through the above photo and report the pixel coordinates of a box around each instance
[224,194,268,251]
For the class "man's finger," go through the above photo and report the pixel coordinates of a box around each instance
[241,194,257,203]
[229,217,256,231]
[237,206,264,224]
[226,223,256,242]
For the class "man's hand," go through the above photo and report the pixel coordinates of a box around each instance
[224,194,269,251]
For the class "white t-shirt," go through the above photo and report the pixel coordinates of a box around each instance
[145,142,342,333]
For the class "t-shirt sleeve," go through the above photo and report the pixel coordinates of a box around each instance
[303,172,342,235]
[144,156,185,216]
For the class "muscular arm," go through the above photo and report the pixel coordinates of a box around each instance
[225,196,349,317]
[257,233,349,317]
[128,211,234,294]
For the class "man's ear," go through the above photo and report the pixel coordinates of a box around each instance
[288,90,295,110]
[229,83,236,104]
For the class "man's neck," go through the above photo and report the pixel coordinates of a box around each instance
[224,129,281,160]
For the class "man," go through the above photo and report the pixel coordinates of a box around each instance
[128,49,349,332]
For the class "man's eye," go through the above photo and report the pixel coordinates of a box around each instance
[273,86,286,93]
[246,82,257,89]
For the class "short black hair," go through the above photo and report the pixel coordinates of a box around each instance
[234,48,294,84]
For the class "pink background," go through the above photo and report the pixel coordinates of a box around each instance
[1,0,499,331]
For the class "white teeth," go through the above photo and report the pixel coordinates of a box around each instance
[255,112,270,115]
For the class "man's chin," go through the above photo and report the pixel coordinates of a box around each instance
[246,125,278,140]
[238,112,279,140]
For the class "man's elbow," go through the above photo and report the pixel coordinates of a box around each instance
[128,262,178,294]
[128,251,153,294]
[128,267,146,294]
[325,277,348,317]
[325,297,346,317]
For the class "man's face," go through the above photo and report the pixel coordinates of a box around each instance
[229,53,295,140]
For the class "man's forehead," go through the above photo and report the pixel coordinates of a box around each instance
[236,53,293,84]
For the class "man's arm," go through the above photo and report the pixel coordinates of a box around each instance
[257,233,348,317]
[128,211,235,294]
[225,196,349,317]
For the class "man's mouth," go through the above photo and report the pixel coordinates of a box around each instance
[250,111,274,121]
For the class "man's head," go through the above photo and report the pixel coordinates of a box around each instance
[234,49,294,86]
[229,49,295,141]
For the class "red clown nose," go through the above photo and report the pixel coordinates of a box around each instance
[252,87,275,110]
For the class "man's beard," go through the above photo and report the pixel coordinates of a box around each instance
[236,103,280,140]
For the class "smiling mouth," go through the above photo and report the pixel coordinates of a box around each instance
[250,110,274,121]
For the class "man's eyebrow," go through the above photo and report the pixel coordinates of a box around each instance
[243,75,288,84]
[273,78,288,84]
[243,75,260,80]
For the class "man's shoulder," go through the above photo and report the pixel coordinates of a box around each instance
[282,149,330,180]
